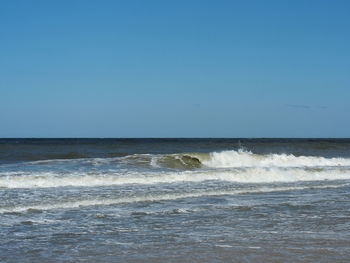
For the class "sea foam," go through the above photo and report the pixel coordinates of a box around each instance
[1,167,350,189]
[0,183,348,214]
[201,150,350,168]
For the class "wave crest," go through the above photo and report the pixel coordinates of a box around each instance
[200,150,350,168]
[147,150,350,169]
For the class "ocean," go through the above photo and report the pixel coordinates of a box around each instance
[1,138,350,262]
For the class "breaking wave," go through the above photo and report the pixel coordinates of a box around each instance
[200,150,350,168]
[149,149,350,169]
[11,150,350,170]
[1,150,350,189]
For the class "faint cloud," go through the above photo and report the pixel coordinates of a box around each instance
[286,104,311,109]
[286,104,328,110]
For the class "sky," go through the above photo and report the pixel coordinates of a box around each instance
[1,0,349,138]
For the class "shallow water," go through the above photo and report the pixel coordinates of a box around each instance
[1,139,350,262]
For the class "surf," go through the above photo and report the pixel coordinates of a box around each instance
[1,166,350,189]
[1,183,348,214]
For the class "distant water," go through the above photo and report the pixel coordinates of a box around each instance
[1,138,350,262]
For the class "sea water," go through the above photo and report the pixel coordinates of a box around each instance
[1,139,350,262]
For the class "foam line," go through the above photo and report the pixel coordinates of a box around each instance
[1,167,350,189]
[1,183,348,214]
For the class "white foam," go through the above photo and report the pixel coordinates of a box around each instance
[1,166,350,189]
[202,150,350,168]
[0,183,347,214]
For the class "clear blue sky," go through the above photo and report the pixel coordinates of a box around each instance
[1,0,349,137]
